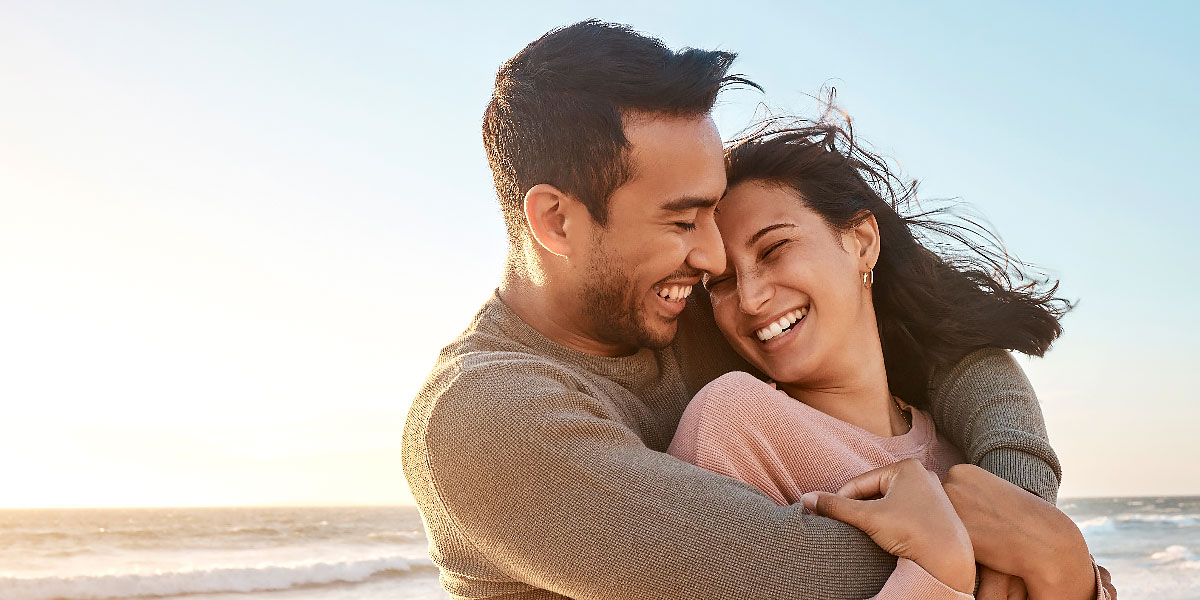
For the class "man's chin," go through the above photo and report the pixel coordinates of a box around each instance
[637,318,680,350]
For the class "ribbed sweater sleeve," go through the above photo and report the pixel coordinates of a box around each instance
[415,360,899,600]
[928,348,1063,503]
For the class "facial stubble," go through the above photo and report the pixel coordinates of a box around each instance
[581,238,677,351]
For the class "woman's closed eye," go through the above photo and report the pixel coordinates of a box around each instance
[760,239,789,260]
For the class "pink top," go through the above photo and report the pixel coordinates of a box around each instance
[668,371,1111,599]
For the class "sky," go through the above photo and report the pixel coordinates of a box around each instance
[0,1,1196,508]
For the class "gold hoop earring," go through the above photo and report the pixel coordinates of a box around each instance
[862,269,874,289]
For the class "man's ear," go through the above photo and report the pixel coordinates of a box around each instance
[523,183,587,258]
[850,211,881,270]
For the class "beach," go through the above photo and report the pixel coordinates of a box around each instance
[2,499,1197,600]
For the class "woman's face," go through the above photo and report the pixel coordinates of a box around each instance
[707,180,879,386]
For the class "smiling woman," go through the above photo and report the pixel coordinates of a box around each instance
[720,120,1071,406]
[668,116,1112,598]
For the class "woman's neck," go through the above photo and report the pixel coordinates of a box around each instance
[777,350,910,437]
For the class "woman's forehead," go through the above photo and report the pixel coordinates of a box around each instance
[719,183,813,233]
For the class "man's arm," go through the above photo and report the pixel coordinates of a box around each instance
[412,360,897,600]
[927,347,1062,502]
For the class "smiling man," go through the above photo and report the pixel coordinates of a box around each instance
[402,20,1064,599]
[526,112,725,356]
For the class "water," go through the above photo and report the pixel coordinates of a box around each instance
[1,499,1196,599]
[1061,496,1200,599]
[0,507,444,600]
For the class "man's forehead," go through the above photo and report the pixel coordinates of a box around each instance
[622,111,722,148]
[618,113,726,206]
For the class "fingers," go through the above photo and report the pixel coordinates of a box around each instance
[800,491,871,531]
[834,458,921,499]
[977,566,1010,600]
[977,566,1028,600]
[1008,575,1028,600]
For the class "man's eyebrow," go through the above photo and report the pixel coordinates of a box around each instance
[747,223,796,248]
[661,195,721,213]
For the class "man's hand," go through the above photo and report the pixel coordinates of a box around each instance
[977,566,1027,600]
[801,459,976,595]
[942,464,1096,600]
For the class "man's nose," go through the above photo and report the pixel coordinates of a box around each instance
[687,214,726,276]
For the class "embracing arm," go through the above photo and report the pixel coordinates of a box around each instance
[409,361,899,600]
[927,347,1062,502]
[928,350,1116,598]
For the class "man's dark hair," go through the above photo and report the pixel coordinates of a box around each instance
[483,20,756,245]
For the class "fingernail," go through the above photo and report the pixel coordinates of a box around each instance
[801,492,817,511]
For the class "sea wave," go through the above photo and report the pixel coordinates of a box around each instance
[0,555,438,600]
[1075,516,1115,534]
[365,530,427,543]
[1150,545,1200,570]
[1117,513,1200,527]
[1074,512,1200,534]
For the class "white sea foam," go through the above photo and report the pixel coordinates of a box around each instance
[1073,512,1200,534]
[1148,544,1200,570]
[1151,544,1191,562]
[1117,513,1200,527]
[0,555,438,600]
[1075,516,1115,534]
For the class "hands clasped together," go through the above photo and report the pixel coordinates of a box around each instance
[802,461,1109,599]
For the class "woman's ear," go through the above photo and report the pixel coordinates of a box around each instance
[523,183,587,258]
[851,211,881,270]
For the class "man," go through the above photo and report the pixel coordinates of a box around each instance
[403,21,1063,599]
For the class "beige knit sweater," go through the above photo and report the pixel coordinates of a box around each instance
[402,290,1062,599]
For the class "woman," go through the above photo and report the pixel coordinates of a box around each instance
[667,119,1112,599]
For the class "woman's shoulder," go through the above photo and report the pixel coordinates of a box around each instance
[703,370,775,389]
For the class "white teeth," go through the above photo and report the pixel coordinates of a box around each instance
[655,284,694,302]
[754,307,809,342]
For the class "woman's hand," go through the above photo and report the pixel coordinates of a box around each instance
[801,459,976,595]
[941,464,1097,600]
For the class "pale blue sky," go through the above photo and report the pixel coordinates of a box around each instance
[0,1,1196,506]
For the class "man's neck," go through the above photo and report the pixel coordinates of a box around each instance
[499,271,638,358]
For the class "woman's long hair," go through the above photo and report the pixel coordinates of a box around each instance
[724,109,1072,407]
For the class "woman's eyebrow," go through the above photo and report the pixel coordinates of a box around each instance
[746,223,796,248]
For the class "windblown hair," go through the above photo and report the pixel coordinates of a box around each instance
[725,109,1072,407]
[483,20,757,246]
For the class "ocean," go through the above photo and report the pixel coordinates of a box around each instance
[1,498,1196,600]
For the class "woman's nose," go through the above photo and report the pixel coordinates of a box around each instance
[737,275,772,315]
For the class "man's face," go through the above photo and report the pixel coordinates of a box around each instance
[578,114,727,351]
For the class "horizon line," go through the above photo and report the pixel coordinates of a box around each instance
[4,494,1199,510]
